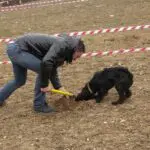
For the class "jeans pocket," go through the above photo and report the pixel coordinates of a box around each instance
[7,44,20,61]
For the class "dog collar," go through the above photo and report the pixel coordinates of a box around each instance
[87,83,93,94]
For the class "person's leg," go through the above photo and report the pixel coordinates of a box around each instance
[34,75,46,107]
[17,52,55,112]
[10,50,47,108]
[34,75,55,113]
[6,43,54,112]
[0,43,27,105]
[0,63,27,105]
[0,43,54,112]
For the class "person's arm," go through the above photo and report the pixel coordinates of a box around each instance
[50,68,62,89]
[40,43,64,88]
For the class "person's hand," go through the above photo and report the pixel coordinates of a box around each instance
[41,86,51,92]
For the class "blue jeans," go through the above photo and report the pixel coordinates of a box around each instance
[0,43,46,108]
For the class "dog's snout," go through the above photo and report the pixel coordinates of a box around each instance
[74,94,82,101]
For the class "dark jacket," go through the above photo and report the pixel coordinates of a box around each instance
[15,33,80,88]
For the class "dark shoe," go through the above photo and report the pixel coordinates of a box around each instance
[34,105,56,113]
[0,101,6,107]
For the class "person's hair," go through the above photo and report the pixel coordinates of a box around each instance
[76,40,85,53]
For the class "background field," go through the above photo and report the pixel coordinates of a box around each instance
[0,0,150,149]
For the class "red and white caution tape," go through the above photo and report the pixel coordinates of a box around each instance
[0,24,150,44]
[54,24,150,36]
[81,47,150,57]
[0,38,13,43]
[0,0,87,12]
[0,47,149,65]
[1,0,62,10]
[0,60,11,65]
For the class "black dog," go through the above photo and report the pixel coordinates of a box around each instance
[75,67,133,105]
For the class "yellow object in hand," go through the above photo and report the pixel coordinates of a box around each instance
[51,89,74,96]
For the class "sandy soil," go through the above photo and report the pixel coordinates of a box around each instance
[0,0,150,149]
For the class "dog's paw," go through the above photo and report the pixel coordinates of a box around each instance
[95,98,100,103]
[126,92,132,98]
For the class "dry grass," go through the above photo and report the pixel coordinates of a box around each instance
[0,0,150,149]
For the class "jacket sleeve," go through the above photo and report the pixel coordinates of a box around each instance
[40,43,64,88]
[50,68,62,89]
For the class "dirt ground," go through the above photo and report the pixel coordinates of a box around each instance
[0,0,150,149]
